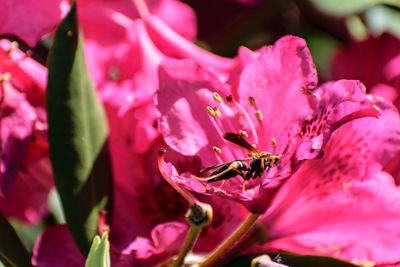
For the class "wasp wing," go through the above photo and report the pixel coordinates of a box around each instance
[223,132,259,154]
[200,158,252,173]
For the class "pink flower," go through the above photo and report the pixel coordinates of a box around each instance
[332,33,400,185]
[0,0,68,47]
[0,39,52,223]
[77,0,235,153]
[156,35,380,214]
[257,96,400,266]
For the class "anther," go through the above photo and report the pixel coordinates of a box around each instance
[271,138,276,151]
[0,73,11,82]
[213,146,222,154]
[226,95,233,102]
[206,106,216,117]
[254,110,263,121]
[213,92,222,103]
[213,107,222,118]
[239,130,248,138]
[249,96,256,107]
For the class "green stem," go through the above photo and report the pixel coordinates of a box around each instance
[174,226,202,267]
[200,213,260,267]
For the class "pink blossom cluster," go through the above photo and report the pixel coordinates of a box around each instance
[1,0,400,266]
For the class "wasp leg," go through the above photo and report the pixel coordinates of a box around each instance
[242,180,246,193]
[218,180,226,189]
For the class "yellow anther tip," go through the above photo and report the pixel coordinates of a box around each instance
[239,130,248,138]
[212,92,222,103]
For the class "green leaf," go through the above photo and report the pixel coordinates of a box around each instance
[85,232,110,267]
[0,212,33,267]
[309,0,400,17]
[224,253,359,267]
[46,2,113,256]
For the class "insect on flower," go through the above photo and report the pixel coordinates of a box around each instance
[192,132,281,192]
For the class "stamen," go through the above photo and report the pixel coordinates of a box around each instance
[206,106,216,117]
[213,106,222,118]
[213,146,222,154]
[248,96,256,107]
[254,110,263,121]
[213,92,222,103]
[271,138,276,153]
[231,99,259,144]
[158,148,196,206]
[239,130,248,138]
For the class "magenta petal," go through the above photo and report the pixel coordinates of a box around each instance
[264,171,400,265]
[0,81,37,194]
[296,80,377,161]
[118,222,188,266]
[157,58,236,166]
[237,36,317,150]
[145,15,235,76]
[150,0,197,41]
[32,225,85,267]
[261,97,400,264]
[0,0,66,47]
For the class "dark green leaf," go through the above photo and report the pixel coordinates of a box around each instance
[224,253,358,267]
[46,2,113,256]
[0,212,33,267]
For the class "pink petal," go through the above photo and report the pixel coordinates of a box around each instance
[145,15,235,77]
[126,221,187,258]
[156,58,238,166]
[295,80,378,161]
[261,97,400,265]
[148,0,197,41]
[0,39,47,105]
[32,225,85,267]
[0,81,36,194]
[237,36,317,152]
[0,0,66,47]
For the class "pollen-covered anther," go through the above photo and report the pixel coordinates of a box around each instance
[239,130,248,138]
[206,106,216,117]
[248,96,256,107]
[271,138,277,150]
[212,146,222,154]
[0,73,11,82]
[213,106,222,118]
[213,92,223,103]
[254,110,263,121]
